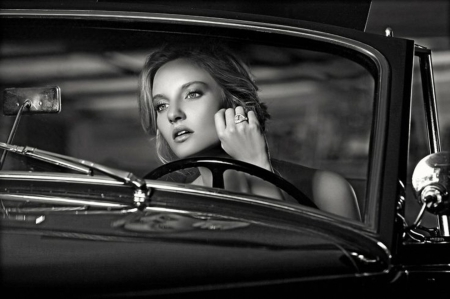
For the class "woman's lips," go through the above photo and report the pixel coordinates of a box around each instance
[172,127,193,143]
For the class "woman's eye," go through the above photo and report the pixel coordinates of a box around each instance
[155,103,168,112]
[186,91,202,99]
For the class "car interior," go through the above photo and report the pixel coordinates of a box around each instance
[1,18,375,222]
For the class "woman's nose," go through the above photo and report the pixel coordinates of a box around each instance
[167,103,185,123]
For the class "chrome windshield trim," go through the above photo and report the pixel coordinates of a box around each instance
[0,171,333,214]
[0,193,128,208]
[146,180,374,233]
[0,9,387,65]
[0,171,372,233]
[0,171,126,186]
[1,171,318,214]
[0,9,390,230]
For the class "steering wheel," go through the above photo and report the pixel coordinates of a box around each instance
[145,157,317,208]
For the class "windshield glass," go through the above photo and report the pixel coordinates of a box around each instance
[0,18,375,223]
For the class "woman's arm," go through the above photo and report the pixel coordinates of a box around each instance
[214,106,284,200]
[312,170,361,221]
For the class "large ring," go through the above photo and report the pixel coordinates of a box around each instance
[234,114,248,124]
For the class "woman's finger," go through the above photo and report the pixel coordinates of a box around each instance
[214,108,226,133]
[247,110,259,127]
[234,106,245,116]
[225,108,236,128]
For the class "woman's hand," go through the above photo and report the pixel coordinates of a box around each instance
[215,106,283,200]
[214,106,272,171]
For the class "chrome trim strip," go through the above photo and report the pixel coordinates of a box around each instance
[0,171,304,211]
[0,193,128,208]
[1,171,355,224]
[139,181,373,234]
[0,171,126,186]
[0,9,391,230]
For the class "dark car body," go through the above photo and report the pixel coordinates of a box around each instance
[1,1,449,298]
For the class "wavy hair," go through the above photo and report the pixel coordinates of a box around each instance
[138,43,270,163]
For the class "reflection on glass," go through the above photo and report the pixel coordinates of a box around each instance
[113,212,250,233]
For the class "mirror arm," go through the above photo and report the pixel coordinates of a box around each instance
[0,100,31,170]
[412,202,427,229]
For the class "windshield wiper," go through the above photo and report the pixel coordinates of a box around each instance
[0,142,151,209]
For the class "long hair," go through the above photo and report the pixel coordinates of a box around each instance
[138,43,270,163]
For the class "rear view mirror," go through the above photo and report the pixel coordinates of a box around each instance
[3,86,61,115]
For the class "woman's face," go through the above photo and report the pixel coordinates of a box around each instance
[152,58,223,158]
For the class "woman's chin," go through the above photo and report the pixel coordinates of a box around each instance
[180,147,228,159]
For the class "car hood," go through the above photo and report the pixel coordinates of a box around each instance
[1,172,390,296]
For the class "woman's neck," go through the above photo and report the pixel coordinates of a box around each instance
[189,145,230,187]
[191,145,228,159]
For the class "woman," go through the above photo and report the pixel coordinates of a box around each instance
[139,43,283,200]
[138,43,361,220]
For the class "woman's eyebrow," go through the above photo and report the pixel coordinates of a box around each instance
[181,81,207,89]
[152,93,166,102]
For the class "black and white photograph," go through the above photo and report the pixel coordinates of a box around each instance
[1,0,450,297]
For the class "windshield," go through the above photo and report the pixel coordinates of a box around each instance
[0,18,375,223]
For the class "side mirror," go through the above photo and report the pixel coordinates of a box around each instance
[412,152,450,215]
[3,86,61,115]
[1,86,61,169]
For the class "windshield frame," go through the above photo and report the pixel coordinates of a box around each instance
[0,8,392,233]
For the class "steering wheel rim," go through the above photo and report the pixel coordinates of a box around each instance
[145,157,317,208]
